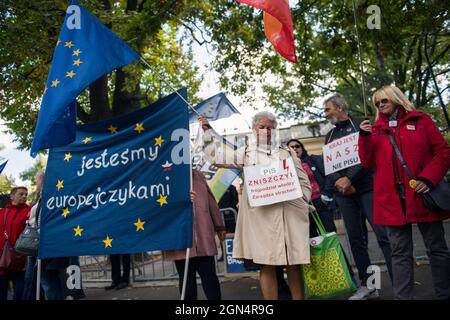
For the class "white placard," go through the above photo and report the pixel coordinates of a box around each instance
[323,132,361,175]
[243,157,303,207]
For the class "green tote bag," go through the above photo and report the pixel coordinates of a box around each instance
[302,204,356,299]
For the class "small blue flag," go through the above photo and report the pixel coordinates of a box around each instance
[189,93,239,123]
[0,160,7,174]
[39,89,192,258]
[31,0,139,157]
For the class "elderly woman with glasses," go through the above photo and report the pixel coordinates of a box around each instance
[199,111,312,300]
[286,139,337,237]
[359,85,450,300]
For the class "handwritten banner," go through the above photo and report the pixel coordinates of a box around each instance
[243,157,303,207]
[322,132,360,175]
[39,90,193,258]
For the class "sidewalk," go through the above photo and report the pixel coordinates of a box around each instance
[81,221,449,300]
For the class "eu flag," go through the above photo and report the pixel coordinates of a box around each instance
[30,0,139,157]
[188,93,240,124]
[39,89,192,258]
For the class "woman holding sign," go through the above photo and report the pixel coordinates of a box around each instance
[199,112,312,300]
[359,85,450,300]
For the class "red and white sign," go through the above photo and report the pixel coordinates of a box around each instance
[323,132,360,175]
[243,157,303,207]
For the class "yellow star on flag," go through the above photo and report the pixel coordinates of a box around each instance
[62,207,70,218]
[56,179,64,191]
[64,41,74,48]
[51,79,60,87]
[72,49,82,56]
[73,59,83,66]
[64,153,72,161]
[154,135,164,147]
[157,194,168,207]
[66,70,76,78]
[82,137,92,144]
[107,125,118,134]
[103,235,113,248]
[74,225,84,237]
[134,218,145,231]
[134,123,145,134]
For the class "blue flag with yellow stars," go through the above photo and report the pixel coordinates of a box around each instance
[188,92,240,124]
[38,89,192,258]
[30,0,139,157]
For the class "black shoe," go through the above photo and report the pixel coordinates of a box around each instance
[115,282,129,290]
[104,283,118,290]
[72,289,86,300]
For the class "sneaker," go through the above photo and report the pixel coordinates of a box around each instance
[348,286,379,300]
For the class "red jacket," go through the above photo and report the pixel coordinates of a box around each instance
[0,202,31,275]
[358,107,450,226]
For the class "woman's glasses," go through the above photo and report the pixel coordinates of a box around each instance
[375,98,389,108]
[289,144,301,149]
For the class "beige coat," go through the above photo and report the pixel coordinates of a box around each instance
[203,131,312,265]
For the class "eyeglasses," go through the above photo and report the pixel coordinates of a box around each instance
[289,144,301,149]
[375,98,389,108]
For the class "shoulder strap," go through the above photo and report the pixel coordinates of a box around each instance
[386,132,413,179]
[3,208,8,240]
[36,198,42,226]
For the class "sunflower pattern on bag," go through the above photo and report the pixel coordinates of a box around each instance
[303,249,351,298]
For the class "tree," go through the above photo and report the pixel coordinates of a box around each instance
[0,0,206,150]
[0,174,15,194]
[205,0,449,126]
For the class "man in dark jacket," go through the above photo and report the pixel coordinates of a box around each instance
[323,93,393,300]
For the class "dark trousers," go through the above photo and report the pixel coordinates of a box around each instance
[110,254,130,285]
[40,269,65,300]
[0,271,25,300]
[335,191,393,284]
[386,221,450,300]
[22,256,44,300]
[174,256,221,300]
[310,198,337,237]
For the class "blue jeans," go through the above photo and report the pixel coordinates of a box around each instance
[0,272,25,300]
[335,191,393,284]
[40,269,65,300]
[22,256,37,300]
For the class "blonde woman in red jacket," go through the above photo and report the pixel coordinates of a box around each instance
[0,187,31,300]
[358,85,450,300]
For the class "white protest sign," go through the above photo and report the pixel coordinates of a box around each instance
[243,157,303,207]
[323,132,360,175]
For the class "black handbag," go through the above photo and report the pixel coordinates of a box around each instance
[14,199,41,256]
[387,133,450,213]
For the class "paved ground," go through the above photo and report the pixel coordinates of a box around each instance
[82,263,437,300]
[80,221,449,300]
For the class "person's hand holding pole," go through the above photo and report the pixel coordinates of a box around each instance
[360,119,372,133]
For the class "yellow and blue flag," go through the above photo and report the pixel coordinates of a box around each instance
[31,0,139,157]
[38,90,192,258]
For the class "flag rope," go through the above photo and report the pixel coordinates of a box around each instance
[351,0,368,118]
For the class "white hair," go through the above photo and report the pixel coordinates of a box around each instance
[252,111,278,129]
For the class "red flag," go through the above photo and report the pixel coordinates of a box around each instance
[237,0,298,63]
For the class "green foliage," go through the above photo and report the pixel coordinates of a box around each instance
[206,0,449,125]
[0,0,206,151]
[0,174,15,194]
[19,154,47,184]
